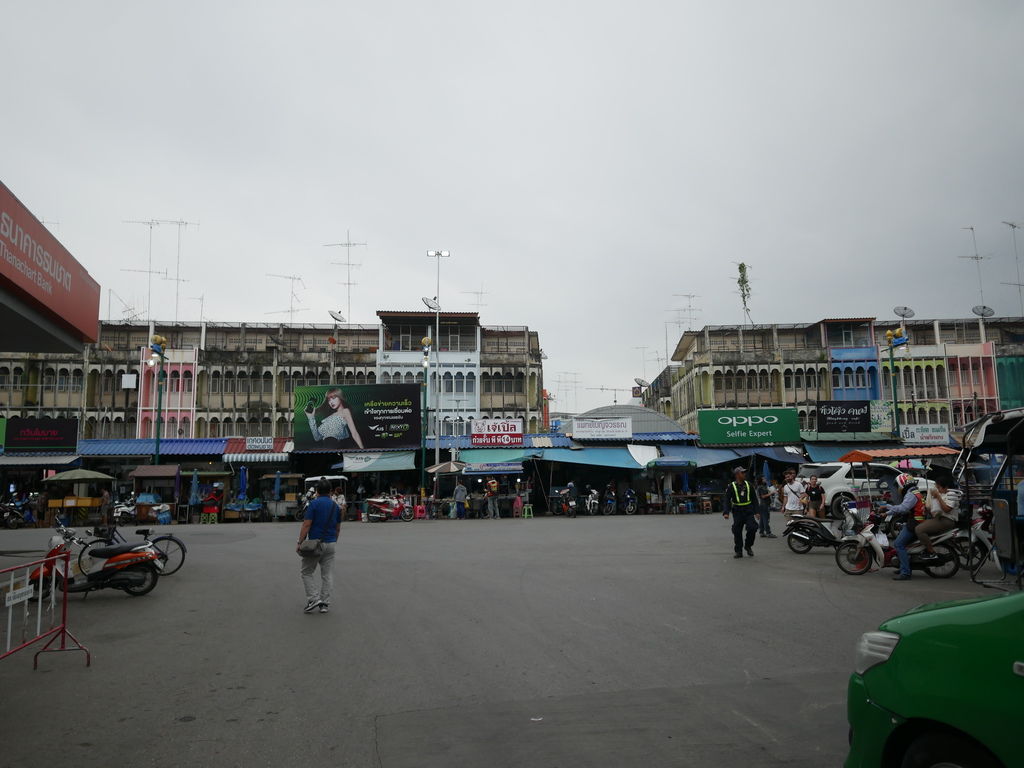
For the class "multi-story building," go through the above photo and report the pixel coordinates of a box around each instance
[667,316,1024,435]
[0,312,544,439]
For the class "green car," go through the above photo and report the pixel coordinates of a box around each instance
[846,590,1024,768]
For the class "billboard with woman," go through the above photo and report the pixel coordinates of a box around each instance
[293,384,421,451]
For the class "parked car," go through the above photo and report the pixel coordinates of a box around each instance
[798,462,928,517]
[845,590,1023,768]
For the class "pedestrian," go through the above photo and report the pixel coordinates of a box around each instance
[805,476,825,518]
[486,476,499,519]
[453,478,468,520]
[331,485,347,520]
[755,476,776,537]
[100,487,112,525]
[296,479,341,613]
[38,488,52,527]
[781,468,806,518]
[723,466,758,558]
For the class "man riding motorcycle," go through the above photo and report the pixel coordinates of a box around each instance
[883,473,928,581]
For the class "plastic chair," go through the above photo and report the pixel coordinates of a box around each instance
[521,503,533,519]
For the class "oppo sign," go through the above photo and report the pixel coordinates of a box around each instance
[698,408,799,445]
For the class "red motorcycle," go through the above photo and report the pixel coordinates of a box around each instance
[31,524,163,600]
[365,495,415,522]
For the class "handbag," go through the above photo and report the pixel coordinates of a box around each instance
[298,538,323,557]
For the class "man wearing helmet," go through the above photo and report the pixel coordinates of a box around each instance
[886,473,927,581]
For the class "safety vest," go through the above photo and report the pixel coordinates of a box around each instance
[910,491,927,522]
[729,481,753,507]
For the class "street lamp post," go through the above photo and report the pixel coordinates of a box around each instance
[884,327,909,438]
[148,335,168,464]
[421,345,430,497]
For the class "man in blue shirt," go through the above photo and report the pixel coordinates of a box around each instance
[296,479,341,613]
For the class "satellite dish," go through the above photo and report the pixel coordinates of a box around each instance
[893,306,915,319]
[972,305,995,318]
[422,296,441,311]
[328,310,346,323]
[634,378,650,387]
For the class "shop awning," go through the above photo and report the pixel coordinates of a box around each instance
[457,448,542,464]
[838,447,959,462]
[223,438,293,463]
[0,454,80,468]
[804,442,898,463]
[463,462,524,475]
[129,464,181,478]
[338,451,417,473]
[77,439,228,456]
[539,446,642,469]
[730,446,806,462]
[659,444,739,468]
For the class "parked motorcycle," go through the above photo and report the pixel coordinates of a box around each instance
[953,504,992,568]
[365,495,415,522]
[2,495,38,528]
[834,511,960,578]
[585,486,600,516]
[30,524,163,600]
[603,486,617,516]
[783,505,858,554]
[622,488,638,515]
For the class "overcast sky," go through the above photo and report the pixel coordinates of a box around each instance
[5,1,1023,413]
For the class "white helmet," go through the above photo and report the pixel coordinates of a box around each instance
[895,473,918,492]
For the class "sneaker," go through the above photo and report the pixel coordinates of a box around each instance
[891,573,912,581]
[304,598,320,613]
[765,533,777,538]
[733,552,743,558]
[319,602,329,614]
[745,547,754,557]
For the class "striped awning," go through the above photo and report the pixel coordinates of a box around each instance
[224,453,290,463]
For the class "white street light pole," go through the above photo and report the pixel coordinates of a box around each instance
[425,250,450,467]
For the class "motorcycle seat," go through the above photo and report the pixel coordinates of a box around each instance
[87,543,147,559]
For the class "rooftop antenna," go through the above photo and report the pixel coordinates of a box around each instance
[555,371,581,413]
[960,226,990,305]
[265,273,307,323]
[461,283,488,312]
[672,294,701,331]
[107,289,143,323]
[584,385,631,405]
[123,219,163,322]
[190,294,206,324]
[324,230,366,323]
[1001,221,1024,315]
[633,345,649,380]
[153,219,199,324]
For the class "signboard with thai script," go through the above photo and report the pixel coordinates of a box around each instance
[816,400,871,432]
[572,418,633,440]
[697,408,799,445]
[245,436,274,451]
[293,385,421,450]
[899,424,950,446]
[3,417,78,452]
[471,419,523,447]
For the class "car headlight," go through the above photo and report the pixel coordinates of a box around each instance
[854,631,900,675]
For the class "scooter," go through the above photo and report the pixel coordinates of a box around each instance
[365,495,415,522]
[603,488,617,516]
[585,487,600,516]
[834,512,960,578]
[783,505,858,554]
[622,488,638,515]
[30,524,163,600]
[2,496,38,528]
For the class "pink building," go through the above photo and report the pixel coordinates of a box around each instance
[137,347,198,439]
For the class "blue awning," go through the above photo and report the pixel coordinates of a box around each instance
[659,444,739,468]
[803,442,898,462]
[539,447,642,469]
[77,439,228,456]
[730,446,806,463]
[463,462,524,475]
[458,448,541,464]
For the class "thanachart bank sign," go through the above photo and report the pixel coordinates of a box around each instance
[697,408,800,445]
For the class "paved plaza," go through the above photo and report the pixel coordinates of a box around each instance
[1,515,985,768]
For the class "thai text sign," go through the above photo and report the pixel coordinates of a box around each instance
[697,408,799,445]
[3,417,78,451]
[572,418,632,440]
[471,419,523,447]
[899,424,950,446]
[870,401,893,433]
[245,436,274,451]
[293,385,421,451]
[817,400,871,432]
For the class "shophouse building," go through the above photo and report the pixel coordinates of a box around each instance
[0,312,544,440]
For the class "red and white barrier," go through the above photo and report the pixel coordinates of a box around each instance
[1,552,90,668]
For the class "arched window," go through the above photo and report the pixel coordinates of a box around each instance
[180,417,191,437]
[169,370,180,392]
[722,370,733,391]
[306,372,317,388]
[224,372,235,393]
[0,366,10,389]
[466,373,475,393]
[758,370,769,390]
[184,370,194,393]
[72,369,84,392]
[366,371,376,384]
[855,367,866,388]
[355,372,366,385]
[57,368,69,392]
[12,366,23,387]
[237,373,249,394]
[211,371,222,394]
[807,410,817,431]
[416,371,424,384]
[319,371,330,386]
[209,418,220,438]
[794,368,804,390]
[167,416,177,436]
[443,372,454,393]
[806,369,817,390]
[831,368,841,390]
[381,372,392,385]
[784,369,793,390]
[404,372,415,385]
[798,409,808,430]
[482,373,492,393]
[515,373,525,393]
[261,372,272,395]
[844,368,854,388]
[455,372,465,393]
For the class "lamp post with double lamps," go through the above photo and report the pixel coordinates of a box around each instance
[147,335,168,465]
[420,339,430,497]
[884,327,909,438]
[422,297,442,507]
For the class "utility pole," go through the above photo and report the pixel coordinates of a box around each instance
[324,231,366,323]
[153,219,199,323]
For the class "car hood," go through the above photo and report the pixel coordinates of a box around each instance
[880,591,1024,633]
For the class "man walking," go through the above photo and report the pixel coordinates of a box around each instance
[453,478,468,520]
[486,476,500,519]
[781,467,806,518]
[723,466,758,558]
[296,479,341,613]
[755,476,776,538]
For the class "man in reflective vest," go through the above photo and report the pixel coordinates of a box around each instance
[723,466,759,558]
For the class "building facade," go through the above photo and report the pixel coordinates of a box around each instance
[0,312,544,439]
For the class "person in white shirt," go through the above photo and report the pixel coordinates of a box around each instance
[781,468,807,516]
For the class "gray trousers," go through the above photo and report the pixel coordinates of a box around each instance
[300,542,336,604]
[487,496,499,518]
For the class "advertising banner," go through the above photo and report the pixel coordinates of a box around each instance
[3,417,78,452]
[816,400,871,432]
[470,418,523,447]
[294,385,421,451]
[870,401,894,433]
[697,408,800,445]
[899,424,950,446]
[572,418,633,440]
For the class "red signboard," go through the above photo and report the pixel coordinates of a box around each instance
[4,417,78,452]
[471,419,524,447]
[0,182,100,342]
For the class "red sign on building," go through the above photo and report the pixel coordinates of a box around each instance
[470,418,524,447]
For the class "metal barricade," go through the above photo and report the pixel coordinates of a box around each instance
[1,551,90,668]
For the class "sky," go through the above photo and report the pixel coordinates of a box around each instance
[5,1,1024,413]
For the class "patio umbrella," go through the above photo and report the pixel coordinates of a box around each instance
[189,469,201,506]
[238,466,248,500]
[762,460,773,486]
[681,471,690,493]
[273,470,282,502]
[45,468,115,482]
[427,460,466,474]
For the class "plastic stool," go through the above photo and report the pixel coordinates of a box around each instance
[700,499,713,514]
[200,512,219,524]
[521,504,533,519]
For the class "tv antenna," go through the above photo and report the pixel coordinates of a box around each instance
[960,226,991,305]
[461,283,488,312]
[584,385,631,405]
[151,219,199,323]
[1001,221,1024,315]
[633,345,649,380]
[324,230,366,323]
[123,218,164,322]
[190,294,206,324]
[555,371,581,413]
[107,289,143,323]
[265,273,307,322]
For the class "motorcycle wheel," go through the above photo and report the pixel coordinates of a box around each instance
[602,504,615,516]
[786,533,814,554]
[922,542,960,579]
[5,514,21,530]
[625,503,636,515]
[400,507,414,522]
[122,565,159,596]
[835,542,871,575]
[294,508,305,522]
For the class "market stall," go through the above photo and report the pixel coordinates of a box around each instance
[128,465,181,522]
[43,468,115,525]
[261,472,304,521]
